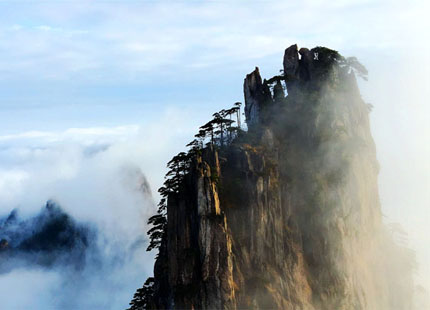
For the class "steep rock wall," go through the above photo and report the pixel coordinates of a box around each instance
[139,45,414,310]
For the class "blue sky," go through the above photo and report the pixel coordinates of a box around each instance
[0,0,429,308]
[0,0,425,132]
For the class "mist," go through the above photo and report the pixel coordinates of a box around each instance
[358,49,430,295]
[0,50,428,310]
[0,130,150,309]
[0,51,428,308]
[0,0,428,308]
[0,111,205,309]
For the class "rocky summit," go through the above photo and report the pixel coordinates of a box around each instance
[129,45,415,310]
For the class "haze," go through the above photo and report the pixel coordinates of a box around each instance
[0,0,428,308]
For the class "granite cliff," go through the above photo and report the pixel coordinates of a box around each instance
[129,45,415,310]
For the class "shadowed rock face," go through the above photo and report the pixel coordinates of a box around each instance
[283,44,299,78]
[0,201,96,273]
[141,45,415,310]
[244,67,273,129]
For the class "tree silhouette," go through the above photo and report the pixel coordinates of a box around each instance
[195,129,207,145]
[234,102,242,127]
[186,139,200,149]
[157,186,170,198]
[127,277,155,310]
[147,152,193,254]
[134,101,247,309]
[200,121,215,145]
[144,101,245,270]
[146,199,167,252]
[135,100,250,310]
[344,56,368,80]
[186,139,201,156]
[311,46,368,81]
[212,112,234,146]
[167,152,189,178]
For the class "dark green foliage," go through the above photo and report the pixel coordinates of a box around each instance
[186,139,202,157]
[312,46,345,64]
[131,46,405,310]
[145,102,243,254]
[318,47,367,80]
[310,46,368,83]
[127,277,155,310]
[344,56,368,80]
[195,103,243,149]
[146,171,173,253]
[146,214,166,252]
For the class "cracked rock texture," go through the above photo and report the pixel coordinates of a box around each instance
[146,45,415,310]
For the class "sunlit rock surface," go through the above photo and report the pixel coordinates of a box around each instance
[138,45,416,310]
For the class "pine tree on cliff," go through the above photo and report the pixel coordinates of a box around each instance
[233,101,242,128]
[127,278,155,310]
[195,129,207,146]
[200,121,215,145]
[129,45,417,310]
[186,139,202,157]
[147,149,196,253]
[146,212,166,252]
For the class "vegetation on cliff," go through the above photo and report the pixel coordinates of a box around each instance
[128,45,417,310]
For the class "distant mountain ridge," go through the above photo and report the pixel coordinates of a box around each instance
[0,200,96,273]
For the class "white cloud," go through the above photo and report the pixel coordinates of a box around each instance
[0,107,202,217]
[0,269,61,310]
[35,25,59,31]
[0,0,428,304]
[0,106,204,308]
[0,0,427,81]
[0,123,166,309]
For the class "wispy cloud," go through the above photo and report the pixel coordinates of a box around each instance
[0,0,428,306]
[0,124,156,309]
[0,0,427,81]
[0,125,139,143]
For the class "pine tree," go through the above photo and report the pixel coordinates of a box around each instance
[127,277,155,310]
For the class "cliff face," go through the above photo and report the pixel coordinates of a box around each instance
[134,45,415,310]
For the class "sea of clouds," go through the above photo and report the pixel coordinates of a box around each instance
[0,111,203,309]
[0,1,428,307]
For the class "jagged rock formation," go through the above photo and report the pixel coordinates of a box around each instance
[133,45,415,310]
[0,201,95,273]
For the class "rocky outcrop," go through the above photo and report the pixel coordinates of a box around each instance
[283,44,299,78]
[244,67,272,129]
[0,201,95,273]
[137,45,415,310]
